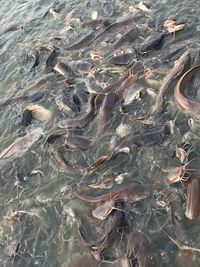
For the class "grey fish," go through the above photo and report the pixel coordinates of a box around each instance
[112,27,139,50]
[97,92,118,133]
[0,128,43,161]
[127,231,160,267]
[65,30,95,51]
[27,48,39,70]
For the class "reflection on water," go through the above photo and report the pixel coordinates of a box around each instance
[0,0,200,266]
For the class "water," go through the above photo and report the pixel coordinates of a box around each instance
[0,0,200,266]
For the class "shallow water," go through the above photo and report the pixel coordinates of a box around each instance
[0,0,200,266]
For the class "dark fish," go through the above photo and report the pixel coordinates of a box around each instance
[139,33,167,54]
[55,88,80,114]
[46,128,67,143]
[112,27,139,50]
[46,46,59,73]
[43,1,65,18]
[97,92,118,133]
[20,109,33,127]
[81,19,111,29]
[52,147,81,173]
[99,205,124,252]
[108,53,135,66]
[174,64,200,119]
[123,125,170,147]
[76,62,91,73]
[65,30,95,51]
[74,82,90,105]
[127,231,159,267]
[0,128,43,161]
[185,175,200,220]
[79,203,124,253]
[168,189,186,238]
[0,73,56,106]
[90,15,142,45]
[67,94,97,128]
[95,73,129,107]
[161,45,188,63]
[27,48,39,70]
[66,134,92,150]
[75,183,153,203]
[1,23,22,36]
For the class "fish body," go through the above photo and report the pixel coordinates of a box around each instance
[127,231,159,267]
[27,48,39,70]
[0,128,43,160]
[174,64,200,119]
[97,92,118,133]
[76,183,153,203]
[152,49,193,114]
[65,30,95,51]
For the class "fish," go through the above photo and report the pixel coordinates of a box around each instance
[151,49,193,114]
[75,183,153,203]
[185,175,200,220]
[55,88,80,115]
[95,73,129,107]
[52,147,81,173]
[112,27,139,50]
[81,19,111,29]
[67,94,97,128]
[97,92,118,133]
[101,256,131,267]
[90,15,142,45]
[20,109,33,127]
[46,46,59,73]
[139,33,167,54]
[127,230,159,267]
[0,128,43,161]
[64,252,100,267]
[65,134,92,150]
[0,23,22,36]
[79,203,124,253]
[26,48,39,70]
[53,62,75,78]
[0,73,56,106]
[92,198,117,220]
[174,64,200,119]
[123,125,169,147]
[108,53,135,66]
[25,104,52,122]
[65,30,95,51]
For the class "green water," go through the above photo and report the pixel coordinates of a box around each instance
[0,0,200,266]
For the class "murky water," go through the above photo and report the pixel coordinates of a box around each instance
[0,0,200,266]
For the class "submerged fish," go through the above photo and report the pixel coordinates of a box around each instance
[65,30,95,51]
[64,252,100,267]
[112,27,139,50]
[185,175,200,220]
[76,183,153,203]
[127,230,159,267]
[97,92,118,133]
[26,48,39,70]
[0,128,43,161]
